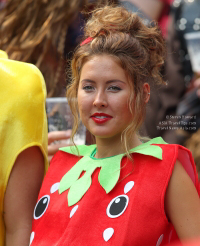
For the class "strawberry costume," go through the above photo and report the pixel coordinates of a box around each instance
[30,137,199,246]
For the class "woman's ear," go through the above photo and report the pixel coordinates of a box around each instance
[143,83,150,103]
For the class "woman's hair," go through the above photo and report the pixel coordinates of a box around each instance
[67,5,166,153]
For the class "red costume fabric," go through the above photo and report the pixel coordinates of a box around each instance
[30,144,199,246]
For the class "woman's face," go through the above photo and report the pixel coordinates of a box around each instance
[77,55,133,141]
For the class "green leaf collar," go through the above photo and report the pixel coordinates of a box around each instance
[59,137,167,206]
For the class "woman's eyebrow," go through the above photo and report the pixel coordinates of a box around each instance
[80,79,95,83]
[81,79,125,84]
[106,80,125,84]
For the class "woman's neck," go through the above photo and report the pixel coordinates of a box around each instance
[95,133,142,159]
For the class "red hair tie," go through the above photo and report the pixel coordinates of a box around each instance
[80,37,93,46]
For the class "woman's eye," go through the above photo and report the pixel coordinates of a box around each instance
[83,85,94,91]
[108,86,122,92]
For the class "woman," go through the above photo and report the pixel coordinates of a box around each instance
[30,5,200,245]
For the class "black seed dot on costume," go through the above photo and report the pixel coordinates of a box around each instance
[107,195,129,218]
[34,195,50,219]
[109,196,127,216]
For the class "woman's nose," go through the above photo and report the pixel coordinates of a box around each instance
[93,91,108,108]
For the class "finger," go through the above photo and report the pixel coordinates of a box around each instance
[196,88,200,98]
[48,130,72,144]
[48,155,53,163]
[193,78,200,88]
[48,142,71,156]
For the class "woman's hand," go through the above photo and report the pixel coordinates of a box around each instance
[194,76,200,98]
[48,130,72,162]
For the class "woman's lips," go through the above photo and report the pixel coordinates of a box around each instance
[90,113,112,124]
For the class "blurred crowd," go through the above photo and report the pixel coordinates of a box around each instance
[0,0,200,176]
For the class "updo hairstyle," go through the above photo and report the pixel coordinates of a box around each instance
[67,5,166,152]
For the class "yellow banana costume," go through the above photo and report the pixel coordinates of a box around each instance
[0,50,48,244]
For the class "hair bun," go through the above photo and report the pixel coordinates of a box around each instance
[85,5,139,37]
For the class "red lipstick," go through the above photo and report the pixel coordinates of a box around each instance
[90,113,112,124]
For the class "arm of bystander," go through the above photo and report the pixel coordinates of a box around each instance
[4,147,44,246]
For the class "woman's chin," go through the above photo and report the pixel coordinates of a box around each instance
[91,131,122,141]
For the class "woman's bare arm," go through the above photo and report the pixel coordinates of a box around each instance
[165,160,200,240]
[4,146,44,246]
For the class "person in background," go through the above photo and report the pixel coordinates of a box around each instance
[0,50,48,246]
[30,5,200,245]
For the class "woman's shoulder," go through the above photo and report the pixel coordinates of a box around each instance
[155,143,199,197]
[48,145,96,168]
[139,139,198,190]
[154,142,193,161]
